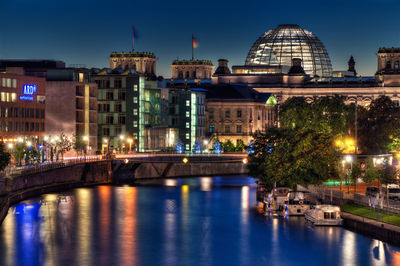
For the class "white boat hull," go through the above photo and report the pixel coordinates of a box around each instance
[305,212,343,226]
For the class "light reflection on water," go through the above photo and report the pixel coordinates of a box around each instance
[0,176,399,266]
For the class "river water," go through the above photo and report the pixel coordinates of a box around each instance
[0,175,399,266]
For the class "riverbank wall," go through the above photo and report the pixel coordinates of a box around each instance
[342,212,400,246]
[0,160,113,225]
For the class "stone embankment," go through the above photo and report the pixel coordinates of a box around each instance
[0,160,113,224]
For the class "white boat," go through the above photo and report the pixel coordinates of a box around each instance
[282,191,311,216]
[264,187,290,212]
[305,205,343,226]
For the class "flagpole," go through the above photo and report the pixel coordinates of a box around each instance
[132,25,135,52]
[192,34,194,60]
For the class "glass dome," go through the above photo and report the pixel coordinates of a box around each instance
[245,24,332,79]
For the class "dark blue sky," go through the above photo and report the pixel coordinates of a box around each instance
[0,0,399,77]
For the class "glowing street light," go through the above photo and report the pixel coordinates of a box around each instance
[127,138,133,153]
[345,155,352,163]
[182,157,189,164]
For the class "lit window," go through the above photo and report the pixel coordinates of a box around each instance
[186,122,190,128]
[1,92,5,102]
[1,78,5,87]
[6,93,10,102]
[79,73,84,82]
[12,79,17,88]
[134,84,138,91]
[133,97,138,103]
[186,111,190,117]
[11,93,16,102]
[133,121,138,127]
[133,109,138,115]
[186,100,190,106]
[6,78,11,88]
[186,133,190,139]
[186,144,190,150]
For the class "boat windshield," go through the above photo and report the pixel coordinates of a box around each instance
[389,188,400,193]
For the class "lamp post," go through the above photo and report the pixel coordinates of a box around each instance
[83,136,89,158]
[345,155,353,193]
[127,138,133,153]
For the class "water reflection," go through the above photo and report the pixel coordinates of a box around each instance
[0,176,399,266]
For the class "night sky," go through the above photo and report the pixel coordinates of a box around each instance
[0,0,399,77]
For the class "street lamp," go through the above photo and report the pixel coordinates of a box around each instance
[127,138,133,153]
[119,135,125,154]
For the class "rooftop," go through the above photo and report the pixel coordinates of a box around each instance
[109,52,156,58]
[171,59,213,66]
[378,47,400,53]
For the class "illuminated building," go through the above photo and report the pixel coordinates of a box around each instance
[0,60,98,153]
[205,84,277,146]
[92,66,162,153]
[0,68,46,144]
[168,88,206,152]
[108,52,157,79]
[170,59,214,80]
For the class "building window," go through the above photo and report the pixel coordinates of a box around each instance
[186,100,190,107]
[186,111,190,118]
[237,109,242,118]
[115,127,122,136]
[106,116,114,124]
[386,61,392,69]
[11,93,16,102]
[133,121,138,127]
[103,128,110,136]
[115,104,122,112]
[210,125,214,133]
[209,109,214,119]
[186,122,190,128]
[186,144,190,151]
[133,84,138,91]
[115,79,122,89]
[237,125,242,133]
[395,61,399,70]
[1,78,5,87]
[118,116,126,125]
[12,79,17,88]
[186,133,190,139]
[225,125,230,133]
[133,97,138,103]
[118,91,126,100]
[106,92,113,100]
[133,109,138,116]
[225,110,230,118]
[178,71,183,79]
[192,71,196,78]
[186,71,190,78]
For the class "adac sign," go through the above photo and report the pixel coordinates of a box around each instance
[19,84,37,101]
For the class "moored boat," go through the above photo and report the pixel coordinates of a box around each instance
[282,191,311,216]
[304,205,343,226]
[264,187,290,212]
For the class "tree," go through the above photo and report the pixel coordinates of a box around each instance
[363,157,380,183]
[175,139,184,154]
[73,134,85,155]
[212,140,222,154]
[235,140,246,152]
[350,160,362,193]
[248,128,339,190]
[13,143,25,166]
[357,96,400,154]
[0,143,10,171]
[222,140,235,153]
[192,140,202,154]
[280,95,352,138]
[55,133,73,160]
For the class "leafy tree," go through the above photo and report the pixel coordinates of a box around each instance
[74,134,85,155]
[175,139,184,154]
[350,160,362,193]
[192,140,202,154]
[280,95,352,138]
[212,140,222,154]
[248,128,339,190]
[363,157,380,183]
[357,96,400,154]
[13,143,25,166]
[0,143,10,171]
[55,133,73,160]
[222,140,235,153]
[235,140,246,152]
